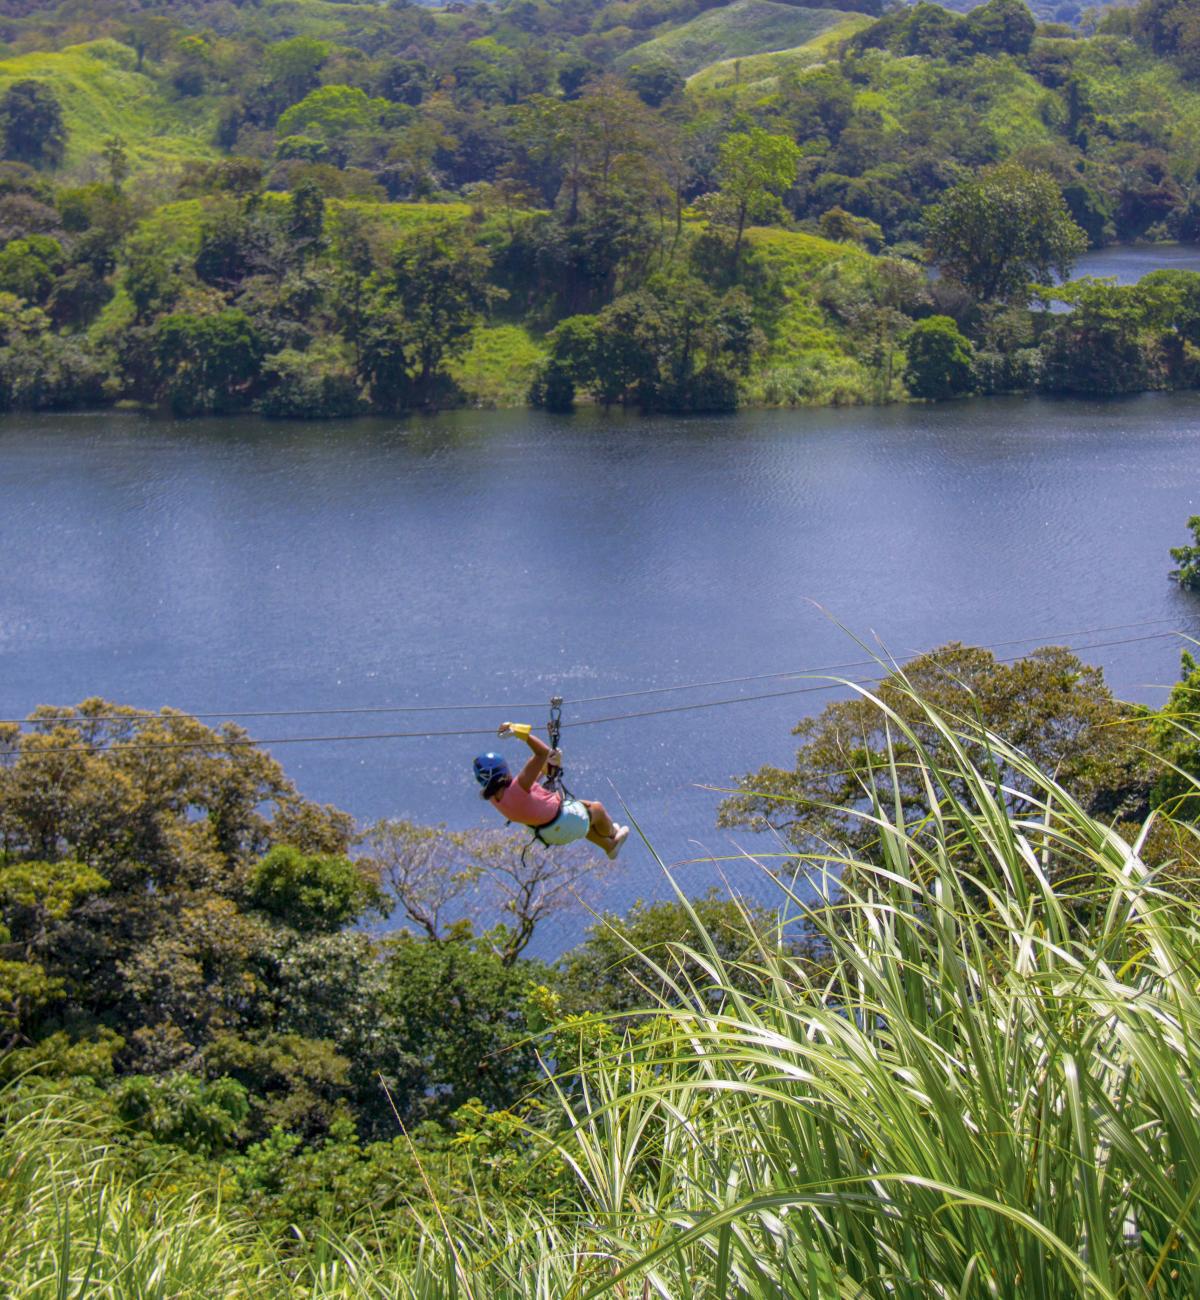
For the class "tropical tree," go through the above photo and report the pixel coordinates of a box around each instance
[709,127,802,261]
[720,643,1151,863]
[276,85,389,167]
[625,59,685,107]
[963,0,1037,54]
[152,310,265,414]
[0,858,106,1051]
[1170,515,1200,588]
[391,226,498,403]
[380,933,549,1118]
[247,845,384,933]
[261,36,330,117]
[286,180,325,264]
[0,81,66,170]
[169,34,213,97]
[557,891,785,1015]
[100,137,129,190]
[925,162,1088,303]
[0,702,359,1078]
[533,277,760,411]
[0,234,64,304]
[513,80,661,224]
[1147,649,1200,820]
[1040,277,1151,394]
[364,819,599,964]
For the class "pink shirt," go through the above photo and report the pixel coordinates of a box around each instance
[491,779,562,827]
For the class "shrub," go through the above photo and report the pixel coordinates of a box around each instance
[0,332,106,410]
[256,342,363,419]
[1169,515,1200,590]
[112,1072,248,1156]
[247,845,382,932]
[902,314,975,398]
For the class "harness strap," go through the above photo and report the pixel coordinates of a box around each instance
[522,799,563,866]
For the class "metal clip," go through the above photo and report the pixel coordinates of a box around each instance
[548,695,563,750]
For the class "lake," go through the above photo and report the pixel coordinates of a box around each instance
[1073,242,1200,283]
[3,391,1199,955]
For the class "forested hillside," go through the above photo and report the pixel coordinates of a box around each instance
[0,0,1193,415]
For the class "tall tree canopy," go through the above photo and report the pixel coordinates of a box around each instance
[925,163,1088,303]
[719,644,1152,865]
[0,81,66,170]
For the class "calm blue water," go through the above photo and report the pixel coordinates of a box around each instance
[1072,243,1200,283]
[2,396,1200,954]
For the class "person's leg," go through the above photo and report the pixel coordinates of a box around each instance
[584,799,616,838]
[584,800,628,856]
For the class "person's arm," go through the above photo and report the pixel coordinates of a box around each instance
[499,723,552,791]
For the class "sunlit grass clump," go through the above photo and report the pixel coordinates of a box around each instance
[0,1101,266,1296]
[5,678,1200,1297]
[0,40,218,174]
[618,0,855,79]
[687,14,873,95]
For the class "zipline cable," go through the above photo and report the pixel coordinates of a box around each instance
[561,631,1181,728]
[4,629,1183,758]
[0,614,1188,728]
[563,615,1192,706]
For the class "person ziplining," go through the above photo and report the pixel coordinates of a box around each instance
[474,720,630,859]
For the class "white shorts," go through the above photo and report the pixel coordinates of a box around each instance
[535,798,591,846]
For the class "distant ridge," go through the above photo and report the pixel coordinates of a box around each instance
[617,0,858,79]
[687,11,872,90]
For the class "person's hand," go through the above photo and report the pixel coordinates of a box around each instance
[547,748,562,767]
[498,721,531,739]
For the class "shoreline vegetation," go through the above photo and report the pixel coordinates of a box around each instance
[4,643,1200,1292]
[1,0,1200,418]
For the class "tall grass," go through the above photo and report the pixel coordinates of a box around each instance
[5,678,1200,1296]
[0,1094,280,1296]
[0,40,219,174]
[686,16,874,95]
[370,680,1200,1297]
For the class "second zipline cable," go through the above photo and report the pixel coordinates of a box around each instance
[0,613,1188,729]
[7,628,1185,757]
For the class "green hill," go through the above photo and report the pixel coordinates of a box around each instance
[740,224,880,405]
[618,1,858,78]
[0,40,218,175]
[687,12,872,92]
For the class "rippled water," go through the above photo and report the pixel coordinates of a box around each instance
[2,394,1200,953]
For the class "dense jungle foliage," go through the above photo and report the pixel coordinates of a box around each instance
[0,0,1194,412]
[3,642,1200,1292]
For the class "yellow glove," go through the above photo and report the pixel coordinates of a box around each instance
[499,722,531,739]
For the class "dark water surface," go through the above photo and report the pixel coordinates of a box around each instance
[3,395,1200,954]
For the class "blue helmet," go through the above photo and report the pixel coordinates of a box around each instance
[473,752,509,787]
